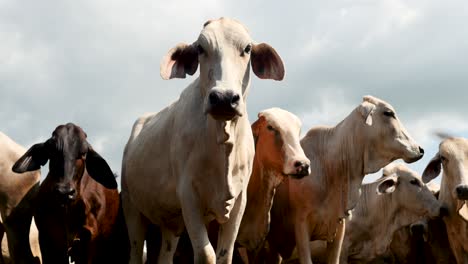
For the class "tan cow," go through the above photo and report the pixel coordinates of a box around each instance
[121,18,285,264]
[236,108,310,263]
[338,164,443,263]
[422,137,468,263]
[0,132,41,264]
[267,96,424,264]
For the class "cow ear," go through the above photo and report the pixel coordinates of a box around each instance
[160,43,199,80]
[458,202,468,222]
[377,175,397,194]
[12,142,49,173]
[86,148,117,189]
[358,101,376,126]
[251,43,285,81]
[251,114,266,145]
[422,153,442,183]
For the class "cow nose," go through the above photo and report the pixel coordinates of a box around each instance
[207,90,241,120]
[456,185,468,200]
[56,187,76,200]
[418,146,424,155]
[293,161,310,178]
[231,94,240,107]
[439,205,449,217]
[209,91,221,106]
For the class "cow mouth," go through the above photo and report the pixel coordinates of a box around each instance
[403,153,424,163]
[208,109,242,121]
[289,172,309,179]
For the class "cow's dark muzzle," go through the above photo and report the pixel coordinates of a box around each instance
[207,90,242,120]
[456,185,468,200]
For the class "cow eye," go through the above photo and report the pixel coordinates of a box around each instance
[244,44,252,55]
[410,179,421,186]
[383,110,395,118]
[197,44,204,55]
[267,125,274,131]
[440,156,447,163]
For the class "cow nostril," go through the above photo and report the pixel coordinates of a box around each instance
[303,164,310,172]
[209,92,220,105]
[231,94,240,106]
[419,147,425,155]
[440,205,449,217]
[294,161,304,168]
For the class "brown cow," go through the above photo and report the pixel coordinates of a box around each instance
[12,123,128,264]
[237,108,310,252]
[0,132,41,264]
[267,96,424,264]
[422,137,468,263]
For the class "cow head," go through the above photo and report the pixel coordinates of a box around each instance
[378,164,444,219]
[422,137,468,221]
[358,96,424,173]
[160,17,284,121]
[252,108,310,179]
[12,123,117,202]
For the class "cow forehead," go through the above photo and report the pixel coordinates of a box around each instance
[199,18,251,47]
[51,123,87,153]
[364,95,395,111]
[384,164,420,180]
[260,108,301,132]
[440,138,468,158]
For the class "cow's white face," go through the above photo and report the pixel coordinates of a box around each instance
[379,164,442,218]
[160,17,285,121]
[358,96,424,173]
[423,138,468,221]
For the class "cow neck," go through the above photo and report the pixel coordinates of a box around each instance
[353,183,418,258]
[319,110,367,216]
[238,154,283,250]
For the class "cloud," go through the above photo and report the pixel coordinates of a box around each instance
[1,0,467,189]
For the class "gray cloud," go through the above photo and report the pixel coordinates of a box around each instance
[1,0,467,184]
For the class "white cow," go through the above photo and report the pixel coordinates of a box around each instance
[121,17,285,264]
[423,137,468,263]
[268,96,424,264]
[0,132,41,264]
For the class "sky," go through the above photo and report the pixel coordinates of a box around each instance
[1,0,468,186]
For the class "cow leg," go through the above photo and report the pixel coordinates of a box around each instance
[122,191,149,264]
[0,223,5,264]
[327,219,345,264]
[216,192,247,264]
[180,188,216,264]
[156,227,179,264]
[295,220,312,264]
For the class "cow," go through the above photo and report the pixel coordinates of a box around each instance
[149,108,310,264]
[267,95,424,264]
[121,17,285,264]
[388,183,455,264]
[422,137,468,263]
[12,123,127,264]
[338,163,445,263]
[237,108,310,255]
[0,132,41,264]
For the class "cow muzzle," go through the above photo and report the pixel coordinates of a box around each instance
[288,160,311,179]
[455,185,468,200]
[404,146,424,163]
[206,90,242,120]
[55,186,77,202]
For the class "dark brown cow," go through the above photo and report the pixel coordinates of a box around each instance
[12,123,128,264]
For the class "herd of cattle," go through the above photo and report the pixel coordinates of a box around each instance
[1,17,467,264]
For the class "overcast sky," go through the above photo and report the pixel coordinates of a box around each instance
[1,0,467,185]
